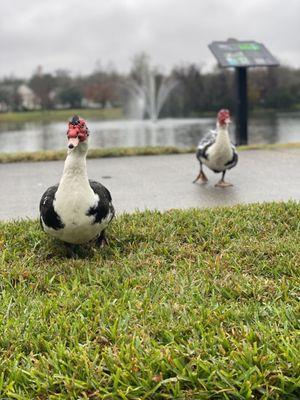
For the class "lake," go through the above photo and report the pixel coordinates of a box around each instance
[0,112,300,153]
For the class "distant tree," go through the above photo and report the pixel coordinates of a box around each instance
[248,66,300,109]
[265,87,295,109]
[54,69,72,89]
[83,64,120,108]
[58,86,83,108]
[29,72,55,109]
[205,70,234,111]
[2,60,300,113]
[129,52,152,84]
[0,82,22,111]
[169,64,234,116]
[183,65,206,114]
[0,86,11,108]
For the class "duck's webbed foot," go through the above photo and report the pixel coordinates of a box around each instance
[215,180,233,188]
[64,242,80,258]
[193,169,208,184]
[96,230,109,248]
[215,171,233,187]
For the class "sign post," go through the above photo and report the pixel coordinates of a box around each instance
[235,67,248,144]
[208,39,279,145]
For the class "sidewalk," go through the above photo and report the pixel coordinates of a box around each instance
[0,148,299,221]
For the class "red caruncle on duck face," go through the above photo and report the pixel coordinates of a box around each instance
[217,109,231,126]
[67,116,89,149]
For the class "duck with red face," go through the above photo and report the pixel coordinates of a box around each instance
[67,115,89,150]
[193,109,238,187]
[39,116,114,246]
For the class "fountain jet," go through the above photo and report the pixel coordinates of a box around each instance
[127,70,178,121]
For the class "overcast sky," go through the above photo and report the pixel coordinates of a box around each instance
[1,0,299,78]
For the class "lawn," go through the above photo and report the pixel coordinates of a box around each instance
[0,202,299,399]
[1,142,300,164]
[0,108,123,124]
[0,146,195,164]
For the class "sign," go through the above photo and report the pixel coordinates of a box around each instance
[208,39,279,68]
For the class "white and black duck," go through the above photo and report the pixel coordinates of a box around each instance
[193,109,238,187]
[40,116,115,245]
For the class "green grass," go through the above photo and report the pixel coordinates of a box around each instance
[0,202,299,399]
[0,146,195,164]
[237,142,300,151]
[0,142,300,164]
[0,108,298,124]
[0,108,123,123]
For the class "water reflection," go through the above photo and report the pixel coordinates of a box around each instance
[0,112,299,153]
[249,113,278,144]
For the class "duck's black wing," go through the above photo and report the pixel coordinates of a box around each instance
[225,146,238,170]
[39,184,64,230]
[87,180,115,224]
[196,130,217,160]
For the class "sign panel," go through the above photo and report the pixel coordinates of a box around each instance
[209,40,279,68]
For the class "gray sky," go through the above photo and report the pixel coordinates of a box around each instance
[1,0,299,78]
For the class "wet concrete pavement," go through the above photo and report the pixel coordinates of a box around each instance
[0,148,299,221]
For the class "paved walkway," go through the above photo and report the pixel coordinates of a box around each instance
[0,148,299,221]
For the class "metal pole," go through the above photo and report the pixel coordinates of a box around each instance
[235,67,248,145]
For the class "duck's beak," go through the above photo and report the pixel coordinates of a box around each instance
[68,137,79,150]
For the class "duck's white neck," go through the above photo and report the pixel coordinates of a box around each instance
[215,123,231,148]
[59,145,89,189]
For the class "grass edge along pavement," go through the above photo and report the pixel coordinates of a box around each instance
[0,201,299,399]
[1,142,300,163]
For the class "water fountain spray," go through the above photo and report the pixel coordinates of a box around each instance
[126,68,178,121]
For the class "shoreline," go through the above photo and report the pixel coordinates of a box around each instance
[0,142,299,164]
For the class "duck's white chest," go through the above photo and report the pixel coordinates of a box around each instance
[203,142,233,171]
[49,180,102,244]
[55,180,97,223]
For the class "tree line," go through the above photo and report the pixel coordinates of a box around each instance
[0,54,300,116]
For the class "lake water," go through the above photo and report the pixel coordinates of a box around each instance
[0,112,300,153]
